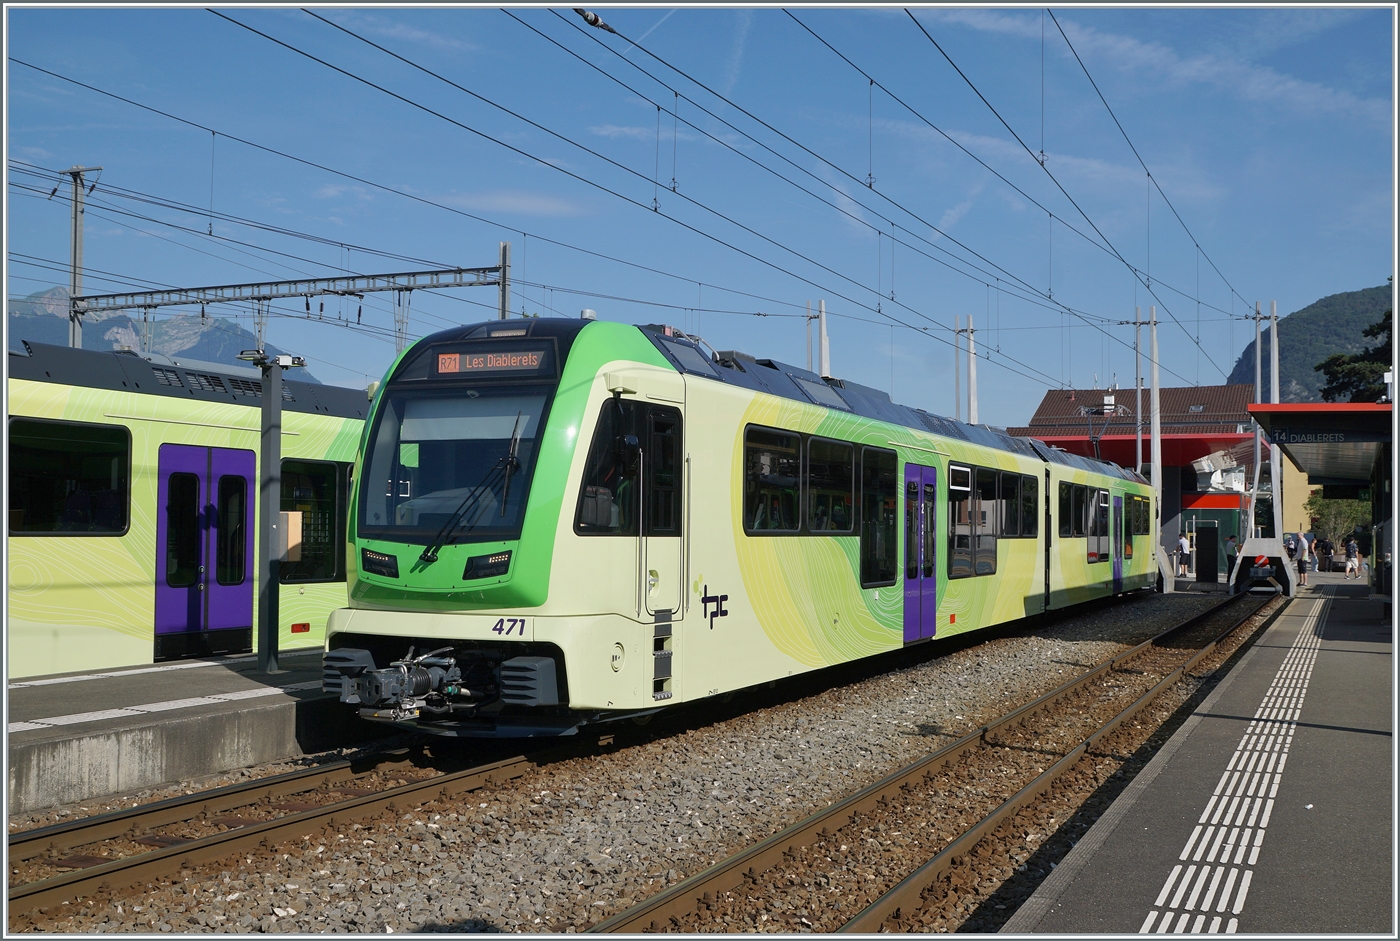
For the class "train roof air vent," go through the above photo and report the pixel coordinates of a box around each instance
[185,372,228,394]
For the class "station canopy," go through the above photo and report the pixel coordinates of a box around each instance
[1248,403,1392,485]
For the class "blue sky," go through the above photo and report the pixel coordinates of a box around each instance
[6,6,1393,425]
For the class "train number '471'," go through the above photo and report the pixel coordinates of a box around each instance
[492,617,527,636]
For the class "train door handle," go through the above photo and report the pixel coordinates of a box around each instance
[648,570,660,591]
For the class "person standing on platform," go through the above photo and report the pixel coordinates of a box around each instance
[1178,533,1191,576]
[1296,531,1311,587]
[1345,536,1360,578]
[1225,534,1238,568]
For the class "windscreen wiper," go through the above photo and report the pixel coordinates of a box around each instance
[498,412,524,518]
[418,460,508,564]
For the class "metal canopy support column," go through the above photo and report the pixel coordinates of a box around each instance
[245,350,305,674]
[1270,301,1284,541]
[1150,306,1171,592]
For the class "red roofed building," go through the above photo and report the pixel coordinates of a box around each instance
[1008,384,1275,577]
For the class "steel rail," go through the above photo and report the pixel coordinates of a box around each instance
[838,593,1284,932]
[7,751,550,917]
[589,592,1262,933]
[7,753,405,863]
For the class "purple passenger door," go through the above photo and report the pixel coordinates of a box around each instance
[155,444,255,659]
[903,463,938,643]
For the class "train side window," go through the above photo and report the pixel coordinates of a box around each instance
[744,426,801,534]
[922,482,937,579]
[1124,495,1135,560]
[215,475,248,586]
[807,437,854,533]
[165,472,201,587]
[859,447,897,586]
[1137,495,1152,535]
[1072,484,1088,537]
[974,467,998,575]
[1058,482,1073,538]
[7,417,130,535]
[999,472,1020,537]
[905,478,919,581]
[281,460,350,582]
[646,408,682,535]
[949,464,973,579]
[1089,489,1109,563]
[576,400,640,536]
[1020,474,1038,537]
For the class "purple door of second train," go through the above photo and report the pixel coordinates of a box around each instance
[1112,494,1124,593]
[903,463,938,643]
[155,444,254,638]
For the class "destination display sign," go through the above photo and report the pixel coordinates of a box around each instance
[429,341,554,379]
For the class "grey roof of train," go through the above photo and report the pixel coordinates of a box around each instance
[638,325,1144,483]
[8,341,369,421]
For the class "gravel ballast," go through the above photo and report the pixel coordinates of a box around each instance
[13,592,1225,934]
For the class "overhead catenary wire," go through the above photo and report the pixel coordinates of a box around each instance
[543,8,1210,387]
[1045,9,1251,313]
[513,9,1109,324]
[901,8,1228,381]
[6,58,828,320]
[213,11,1065,388]
[560,6,1212,386]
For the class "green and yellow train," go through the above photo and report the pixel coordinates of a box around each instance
[7,341,367,678]
[323,318,1156,736]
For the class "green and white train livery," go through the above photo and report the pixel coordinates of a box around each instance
[324,318,1155,736]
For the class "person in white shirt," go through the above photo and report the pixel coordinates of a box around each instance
[1177,534,1190,576]
[1296,531,1310,587]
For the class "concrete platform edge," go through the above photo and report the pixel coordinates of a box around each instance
[1000,595,1288,934]
[7,696,373,815]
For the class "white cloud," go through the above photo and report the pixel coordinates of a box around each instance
[722,10,753,94]
[443,189,584,217]
[314,10,478,53]
[915,8,1389,125]
[588,124,653,141]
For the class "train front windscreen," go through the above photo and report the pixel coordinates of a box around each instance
[357,339,559,546]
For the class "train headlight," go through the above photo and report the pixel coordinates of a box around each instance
[464,550,511,580]
[361,548,400,579]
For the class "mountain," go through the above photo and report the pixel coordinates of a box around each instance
[8,286,321,383]
[1225,284,1391,401]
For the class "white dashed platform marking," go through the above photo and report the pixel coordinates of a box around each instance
[7,681,324,734]
[1139,589,1331,935]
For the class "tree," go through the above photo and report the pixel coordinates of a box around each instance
[1315,303,1391,403]
[1304,491,1370,542]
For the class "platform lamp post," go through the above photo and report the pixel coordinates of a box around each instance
[238,348,306,673]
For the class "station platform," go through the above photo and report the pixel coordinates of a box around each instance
[6,647,379,815]
[1005,571,1392,935]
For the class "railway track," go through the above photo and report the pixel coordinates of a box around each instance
[589,591,1285,933]
[6,744,549,920]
